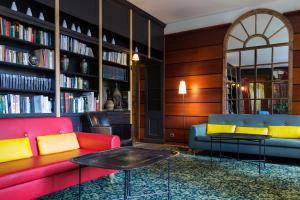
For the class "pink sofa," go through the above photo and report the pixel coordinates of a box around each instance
[0,117,120,200]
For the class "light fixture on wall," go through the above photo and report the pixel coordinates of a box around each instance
[179,80,187,128]
[132,47,140,61]
[179,80,187,95]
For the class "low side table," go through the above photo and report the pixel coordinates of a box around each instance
[71,147,179,200]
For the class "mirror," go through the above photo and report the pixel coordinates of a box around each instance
[224,9,292,114]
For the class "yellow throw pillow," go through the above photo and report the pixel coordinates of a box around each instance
[0,138,33,163]
[268,126,300,139]
[207,124,236,134]
[235,127,268,135]
[37,133,80,155]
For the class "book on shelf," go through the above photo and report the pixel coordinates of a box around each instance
[60,34,94,57]
[0,73,53,91]
[0,94,52,114]
[0,45,54,69]
[60,74,88,90]
[103,51,128,66]
[103,65,128,81]
[0,17,52,47]
[34,49,55,69]
[60,92,98,113]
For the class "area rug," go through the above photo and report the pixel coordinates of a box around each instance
[40,153,300,200]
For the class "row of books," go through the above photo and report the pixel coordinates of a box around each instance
[34,49,55,69]
[60,92,99,113]
[103,51,128,66]
[103,65,128,81]
[60,35,94,57]
[0,94,53,114]
[60,74,89,90]
[0,45,54,69]
[0,73,53,91]
[0,17,52,47]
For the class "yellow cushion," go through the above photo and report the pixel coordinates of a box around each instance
[37,133,80,155]
[268,126,300,139]
[207,124,236,134]
[235,127,268,135]
[0,138,33,163]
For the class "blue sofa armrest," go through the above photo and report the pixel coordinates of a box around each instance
[189,124,207,149]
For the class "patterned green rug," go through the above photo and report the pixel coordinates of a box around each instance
[40,154,300,200]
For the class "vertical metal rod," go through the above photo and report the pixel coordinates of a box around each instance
[259,140,261,174]
[219,137,222,162]
[237,138,240,161]
[99,0,103,111]
[124,171,128,200]
[168,159,171,200]
[210,137,213,165]
[264,139,266,168]
[54,0,60,117]
[128,170,131,196]
[78,165,81,200]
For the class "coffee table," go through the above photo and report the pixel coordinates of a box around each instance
[208,133,270,174]
[71,147,179,200]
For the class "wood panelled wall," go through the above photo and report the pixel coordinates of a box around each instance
[286,11,300,114]
[165,24,230,143]
[165,10,300,144]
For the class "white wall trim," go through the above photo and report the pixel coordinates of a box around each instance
[165,0,300,35]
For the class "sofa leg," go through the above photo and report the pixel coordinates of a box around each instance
[109,173,115,182]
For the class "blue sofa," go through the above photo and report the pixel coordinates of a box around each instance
[189,114,300,159]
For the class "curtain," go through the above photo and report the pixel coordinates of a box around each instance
[249,83,265,112]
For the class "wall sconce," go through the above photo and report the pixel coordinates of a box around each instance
[178,80,187,95]
[132,47,139,61]
[179,80,187,127]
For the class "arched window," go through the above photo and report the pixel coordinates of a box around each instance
[224,9,293,114]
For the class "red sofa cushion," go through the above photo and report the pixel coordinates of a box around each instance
[0,148,95,190]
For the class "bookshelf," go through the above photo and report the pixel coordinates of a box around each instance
[0,2,55,116]
[101,28,131,112]
[59,10,99,116]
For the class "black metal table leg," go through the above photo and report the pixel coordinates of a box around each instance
[219,137,222,162]
[264,139,266,169]
[168,159,171,200]
[259,140,261,174]
[124,170,128,200]
[78,165,81,200]
[210,138,213,165]
[237,138,240,161]
[128,170,131,196]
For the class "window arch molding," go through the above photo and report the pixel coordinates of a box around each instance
[223,8,294,114]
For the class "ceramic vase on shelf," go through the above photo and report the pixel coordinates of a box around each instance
[113,83,122,110]
[80,59,88,74]
[105,89,114,111]
[61,55,69,71]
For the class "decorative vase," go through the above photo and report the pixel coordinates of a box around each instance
[39,12,45,21]
[77,26,81,33]
[113,83,122,110]
[60,55,69,71]
[105,99,114,111]
[62,19,68,28]
[103,35,107,42]
[26,8,33,16]
[80,59,88,74]
[71,23,76,31]
[87,29,92,37]
[29,55,38,66]
[11,2,18,11]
